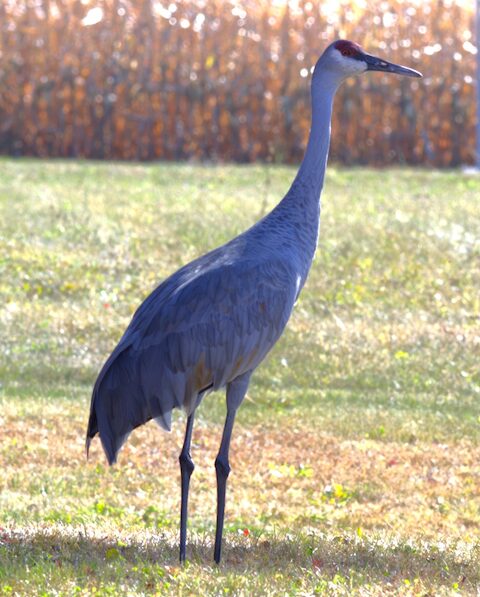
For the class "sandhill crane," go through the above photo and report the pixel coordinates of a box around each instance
[86,40,422,564]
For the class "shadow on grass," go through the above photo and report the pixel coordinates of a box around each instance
[1,525,479,590]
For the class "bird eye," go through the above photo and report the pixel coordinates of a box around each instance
[341,48,353,57]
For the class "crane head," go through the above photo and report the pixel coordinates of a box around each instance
[319,39,422,80]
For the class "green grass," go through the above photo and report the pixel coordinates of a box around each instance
[0,159,479,594]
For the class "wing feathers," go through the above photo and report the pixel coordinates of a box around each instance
[87,256,299,463]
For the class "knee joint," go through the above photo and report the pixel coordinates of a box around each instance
[179,452,195,475]
[215,456,231,478]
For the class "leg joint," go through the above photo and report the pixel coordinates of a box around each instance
[215,456,231,478]
[179,451,195,475]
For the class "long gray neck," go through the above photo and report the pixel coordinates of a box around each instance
[290,70,339,200]
[265,69,340,285]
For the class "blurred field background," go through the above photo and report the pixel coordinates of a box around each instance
[1,0,480,594]
[0,0,477,166]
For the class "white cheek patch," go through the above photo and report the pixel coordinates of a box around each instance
[349,59,368,74]
[331,49,367,75]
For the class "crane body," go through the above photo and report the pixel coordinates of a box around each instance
[87,202,315,460]
[87,40,421,563]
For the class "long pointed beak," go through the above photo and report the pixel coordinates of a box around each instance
[362,53,422,78]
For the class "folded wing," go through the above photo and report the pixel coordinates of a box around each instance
[87,254,299,464]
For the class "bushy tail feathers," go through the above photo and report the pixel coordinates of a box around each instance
[86,382,125,466]
[86,348,176,465]
[86,347,136,465]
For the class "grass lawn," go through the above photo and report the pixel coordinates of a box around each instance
[0,159,479,595]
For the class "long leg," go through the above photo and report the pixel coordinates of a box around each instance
[214,372,251,564]
[179,412,195,563]
[213,409,236,564]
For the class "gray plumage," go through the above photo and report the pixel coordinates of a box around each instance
[86,40,421,563]
[87,198,313,462]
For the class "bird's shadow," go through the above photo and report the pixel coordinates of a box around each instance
[2,526,479,589]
